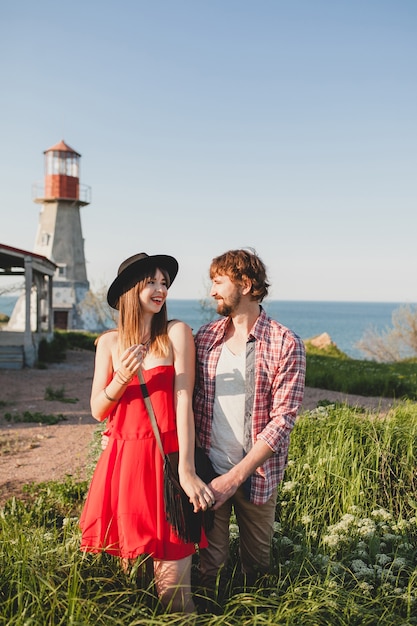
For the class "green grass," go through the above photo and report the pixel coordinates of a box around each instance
[305,352,417,399]
[44,385,79,403]
[3,410,67,425]
[1,401,417,624]
[1,341,417,622]
[34,330,417,402]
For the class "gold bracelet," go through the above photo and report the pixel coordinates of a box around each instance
[116,376,131,386]
[115,370,132,385]
[103,387,117,402]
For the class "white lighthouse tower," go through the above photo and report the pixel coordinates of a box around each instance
[8,140,98,331]
[32,140,92,329]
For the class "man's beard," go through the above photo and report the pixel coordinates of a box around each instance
[216,291,241,317]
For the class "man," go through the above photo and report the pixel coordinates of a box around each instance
[193,248,306,594]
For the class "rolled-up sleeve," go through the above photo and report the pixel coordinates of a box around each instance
[257,332,306,451]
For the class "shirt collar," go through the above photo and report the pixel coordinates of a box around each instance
[247,306,268,342]
[208,305,269,349]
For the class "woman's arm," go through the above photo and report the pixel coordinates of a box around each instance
[169,321,214,511]
[90,331,146,421]
[90,332,117,421]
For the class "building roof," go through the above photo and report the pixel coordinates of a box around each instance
[0,243,57,277]
[43,140,81,157]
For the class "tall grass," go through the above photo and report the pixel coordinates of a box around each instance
[1,402,417,624]
[305,352,417,399]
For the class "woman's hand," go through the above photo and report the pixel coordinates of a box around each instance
[117,344,148,381]
[179,470,216,513]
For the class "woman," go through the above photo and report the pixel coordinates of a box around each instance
[80,252,215,613]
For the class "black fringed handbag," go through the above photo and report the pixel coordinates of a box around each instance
[138,369,216,544]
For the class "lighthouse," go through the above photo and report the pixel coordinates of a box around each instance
[32,140,92,329]
[8,141,99,332]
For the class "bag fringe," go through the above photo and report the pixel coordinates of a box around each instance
[163,452,216,544]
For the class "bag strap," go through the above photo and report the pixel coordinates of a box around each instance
[137,368,165,459]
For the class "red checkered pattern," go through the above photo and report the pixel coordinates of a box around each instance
[194,307,306,505]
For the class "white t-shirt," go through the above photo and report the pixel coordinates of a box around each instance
[209,343,246,474]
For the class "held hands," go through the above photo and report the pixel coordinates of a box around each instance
[208,472,240,510]
[179,470,216,513]
[100,434,216,513]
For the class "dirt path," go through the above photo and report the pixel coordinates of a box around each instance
[0,350,398,505]
[0,350,96,504]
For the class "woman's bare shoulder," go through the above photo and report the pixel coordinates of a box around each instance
[95,328,118,348]
[168,319,193,337]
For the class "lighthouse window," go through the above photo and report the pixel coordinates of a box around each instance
[67,155,79,177]
[57,265,67,278]
[45,151,79,177]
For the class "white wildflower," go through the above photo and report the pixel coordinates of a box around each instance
[354,549,368,560]
[351,560,375,579]
[358,581,374,595]
[351,559,369,573]
[313,554,329,568]
[392,557,407,570]
[357,518,376,539]
[371,508,392,522]
[375,553,391,567]
[330,562,344,575]
[379,524,391,534]
[322,533,341,549]
[281,480,298,493]
[280,536,294,548]
[326,580,338,590]
[229,523,239,539]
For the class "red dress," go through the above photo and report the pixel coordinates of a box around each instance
[80,365,206,560]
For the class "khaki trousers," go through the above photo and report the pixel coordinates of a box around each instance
[199,485,277,585]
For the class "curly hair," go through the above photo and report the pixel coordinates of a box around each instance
[209,248,270,302]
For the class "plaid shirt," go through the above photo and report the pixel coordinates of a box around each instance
[193,307,306,505]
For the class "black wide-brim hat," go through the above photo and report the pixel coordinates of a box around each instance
[107,252,179,309]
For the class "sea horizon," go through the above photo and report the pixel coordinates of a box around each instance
[1,296,415,360]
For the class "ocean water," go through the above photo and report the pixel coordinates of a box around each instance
[166,299,412,360]
[0,296,413,360]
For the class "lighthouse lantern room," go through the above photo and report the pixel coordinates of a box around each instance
[44,140,80,199]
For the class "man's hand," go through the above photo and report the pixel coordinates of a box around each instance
[208,471,241,510]
[208,440,274,509]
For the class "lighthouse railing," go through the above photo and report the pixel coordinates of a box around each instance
[32,182,92,204]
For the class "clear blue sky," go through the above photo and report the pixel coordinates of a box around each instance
[1,0,416,302]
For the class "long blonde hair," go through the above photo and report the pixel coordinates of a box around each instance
[116,269,171,357]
